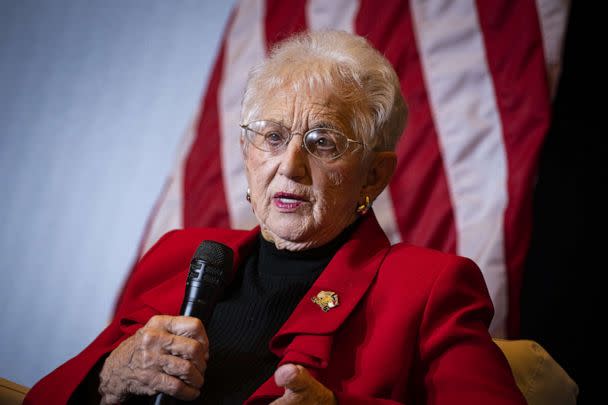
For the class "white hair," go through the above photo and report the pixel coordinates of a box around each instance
[241,30,407,152]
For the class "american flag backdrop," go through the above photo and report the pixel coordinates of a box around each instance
[119,0,570,339]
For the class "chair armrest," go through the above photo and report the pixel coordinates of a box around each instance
[0,377,30,405]
[493,338,578,405]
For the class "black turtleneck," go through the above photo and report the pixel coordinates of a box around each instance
[197,223,357,404]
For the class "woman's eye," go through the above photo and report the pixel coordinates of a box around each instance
[264,132,284,145]
[313,135,337,150]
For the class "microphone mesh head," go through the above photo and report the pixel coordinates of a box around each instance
[195,240,234,271]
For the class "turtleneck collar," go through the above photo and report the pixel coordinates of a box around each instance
[257,219,361,277]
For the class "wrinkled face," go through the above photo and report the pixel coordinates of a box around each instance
[242,86,370,251]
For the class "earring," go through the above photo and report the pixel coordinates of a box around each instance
[246,188,251,202]
[356,195,372,215]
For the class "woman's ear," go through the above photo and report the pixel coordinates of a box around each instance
[361,151,397,201]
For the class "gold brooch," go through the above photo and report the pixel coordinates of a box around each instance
[312,290,339,312]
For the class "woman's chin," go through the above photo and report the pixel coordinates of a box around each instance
[266,224,309,244]
[266,212,309,234]
[261,218,314,248]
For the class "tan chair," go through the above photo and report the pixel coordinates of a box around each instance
[0,339,578,405]
[0,377,29,405]
[493,338,579,405]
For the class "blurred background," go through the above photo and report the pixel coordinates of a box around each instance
[0,0,236,388]
[0,1,601,404]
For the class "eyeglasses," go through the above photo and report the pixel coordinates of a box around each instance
[240,120,364,162]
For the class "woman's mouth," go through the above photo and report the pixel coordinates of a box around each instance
[273,192,307,211]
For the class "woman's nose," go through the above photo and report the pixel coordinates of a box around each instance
[278,134,308,180]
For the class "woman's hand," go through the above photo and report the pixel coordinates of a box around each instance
[98,315,208,404]
[271,364,337,405]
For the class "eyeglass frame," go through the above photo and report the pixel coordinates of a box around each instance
[239,119,366,162]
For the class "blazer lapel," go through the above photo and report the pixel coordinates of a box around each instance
[246,211,390,403]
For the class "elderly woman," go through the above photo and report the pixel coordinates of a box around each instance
[24,30,526,405]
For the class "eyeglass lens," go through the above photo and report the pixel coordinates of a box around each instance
[244,121,352,161]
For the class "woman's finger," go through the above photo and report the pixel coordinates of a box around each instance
[156,331,208,373]
[138,319,208,372]
[158,353,205,388]
[148,315,208,345]
[149,372,201,401]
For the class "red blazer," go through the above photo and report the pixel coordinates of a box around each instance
[25,212,526,404]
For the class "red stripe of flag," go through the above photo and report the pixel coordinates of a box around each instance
[357,0,457,252]
[184,15,235,230]
[265,0,308,47]
[476,0,552,336]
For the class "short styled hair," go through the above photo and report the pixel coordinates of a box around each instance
[241,30,407,152]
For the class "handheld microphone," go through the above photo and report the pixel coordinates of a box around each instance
[151,240,233,405]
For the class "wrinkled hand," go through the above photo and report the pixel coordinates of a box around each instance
[98,315,208,404]
[270,364,337,405]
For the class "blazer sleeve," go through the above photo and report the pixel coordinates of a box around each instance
[417,256,527,405]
